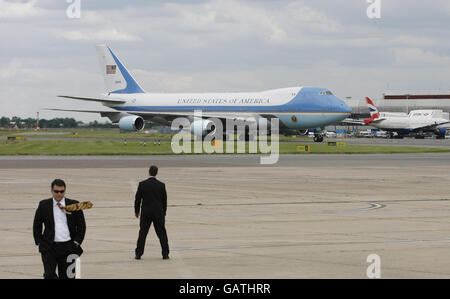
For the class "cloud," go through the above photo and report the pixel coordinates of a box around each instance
[391,48,450,66]
[0,59,45,82]
[0,0,45,19]
[1,0,450,122]
[56,28,142,41]
[156,0,342,47]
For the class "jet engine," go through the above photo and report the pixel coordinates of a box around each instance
[190,119,216,137]
[296,129,308,136]
[118,115,145,131]
[435,127,447,139]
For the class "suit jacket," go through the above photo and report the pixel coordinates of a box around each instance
[135,177,167,218]
[33,198,86,255]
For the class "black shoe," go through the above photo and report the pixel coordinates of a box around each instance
[163,255,169,260]
[135,255,141,260]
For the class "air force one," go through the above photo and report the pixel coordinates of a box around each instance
[52,45,351,142]
[346,97,449,139]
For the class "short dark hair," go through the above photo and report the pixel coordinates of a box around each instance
[51,179,66,190]
[149,165,158,176]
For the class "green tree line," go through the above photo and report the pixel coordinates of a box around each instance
[0,116,115,129]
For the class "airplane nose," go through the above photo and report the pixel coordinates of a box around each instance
[334,97,352,114]
[341,101,352,114]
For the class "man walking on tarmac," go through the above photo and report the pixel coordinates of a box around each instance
[134,165,169,260]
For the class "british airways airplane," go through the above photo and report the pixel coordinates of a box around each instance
[360,97,449,138]
[53,45,352,142]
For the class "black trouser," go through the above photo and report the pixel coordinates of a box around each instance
[135,215,169,257]
[41,241,78,279]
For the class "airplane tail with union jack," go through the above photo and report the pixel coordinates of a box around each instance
[364,97,380,124]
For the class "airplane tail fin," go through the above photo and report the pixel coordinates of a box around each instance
[364,97,380,124]
[95,45,145,94]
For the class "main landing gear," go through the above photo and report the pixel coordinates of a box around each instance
[313,134,324,143]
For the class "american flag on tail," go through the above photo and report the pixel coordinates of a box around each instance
[106,65,116,74]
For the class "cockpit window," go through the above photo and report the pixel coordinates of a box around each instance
[319,91,333,95]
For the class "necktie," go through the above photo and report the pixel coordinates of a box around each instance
[57,201,71,215]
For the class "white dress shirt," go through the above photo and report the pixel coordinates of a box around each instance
[53,198,71,242]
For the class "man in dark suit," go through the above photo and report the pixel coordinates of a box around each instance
[135,165,169,260]
[33,179,86,279]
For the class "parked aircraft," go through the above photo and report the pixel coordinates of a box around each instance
[345,97,449,139]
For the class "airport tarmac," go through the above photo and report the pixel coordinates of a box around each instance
[0,154,449,278]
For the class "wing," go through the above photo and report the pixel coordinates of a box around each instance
[46,108,118,113]
[45,108,125,123]
[46,108,260,124]
[410,121,450,131]
[56,95,263,122]
[57,95,126,104]
[127,110,260,121]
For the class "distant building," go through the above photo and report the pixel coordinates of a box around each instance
[383,92,450,100]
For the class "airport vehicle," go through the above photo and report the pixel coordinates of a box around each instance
[357,130,373,138]
[51,45,351,142]
[374,130,389,138]
[345,97,449,139]
[325,131,337,138]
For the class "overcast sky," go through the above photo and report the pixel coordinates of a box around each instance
[1,0,450,122]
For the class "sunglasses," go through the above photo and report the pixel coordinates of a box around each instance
[52,190,65,194]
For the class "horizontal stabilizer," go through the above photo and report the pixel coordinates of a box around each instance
[57,95,126,104]
[341,118,365,125]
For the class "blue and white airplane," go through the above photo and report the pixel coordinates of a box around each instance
[53,45,351,142]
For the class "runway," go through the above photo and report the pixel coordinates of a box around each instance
[0,154,449,278]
